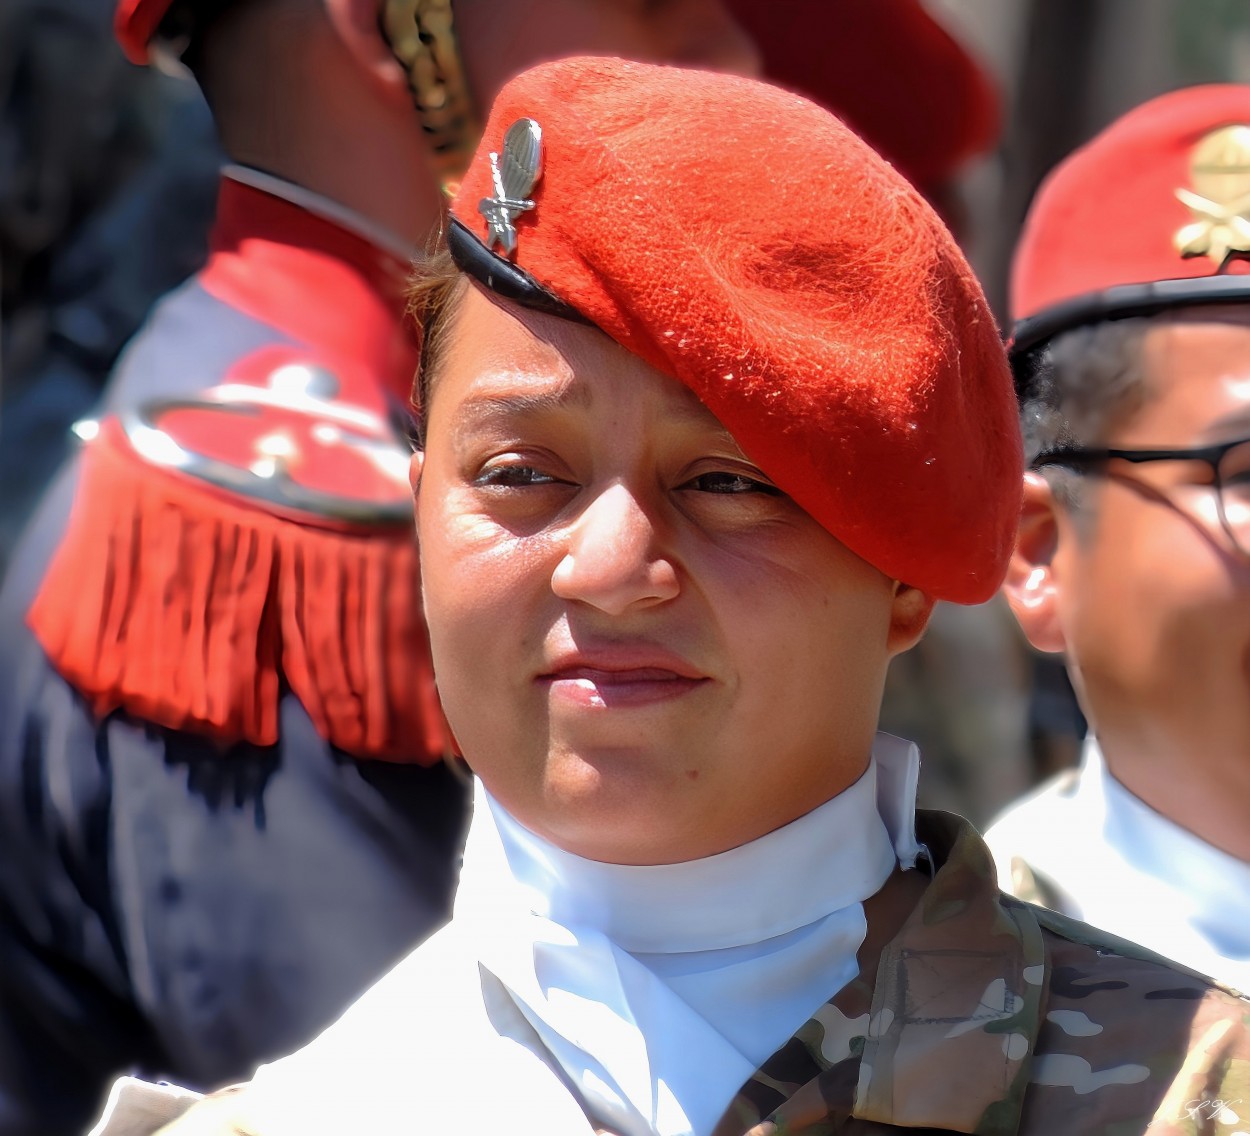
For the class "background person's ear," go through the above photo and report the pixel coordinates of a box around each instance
[323,0,412,108]
[1003,472,1066,654]
[885,582,936,655]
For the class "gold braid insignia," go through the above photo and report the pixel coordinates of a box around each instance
[381,0,480,191]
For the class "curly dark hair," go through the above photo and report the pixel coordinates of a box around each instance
[1015,318,1151,508]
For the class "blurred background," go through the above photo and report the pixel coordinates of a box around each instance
[3,0,1249,826]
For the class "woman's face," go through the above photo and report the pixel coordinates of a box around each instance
[415,285,931,864]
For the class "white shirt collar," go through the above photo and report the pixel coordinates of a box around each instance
[481,737,919,955]
[1081,737,1250,962]
[453,734,924,1136]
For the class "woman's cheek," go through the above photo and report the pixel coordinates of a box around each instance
[449,508,514,548]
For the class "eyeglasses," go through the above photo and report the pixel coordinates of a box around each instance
[1031,435,1250,557]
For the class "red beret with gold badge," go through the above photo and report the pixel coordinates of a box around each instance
[446,57,1020,604]
[1011,84,1250,364]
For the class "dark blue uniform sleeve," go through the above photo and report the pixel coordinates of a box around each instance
[0,465,163,1136]
[0,471,469,1136]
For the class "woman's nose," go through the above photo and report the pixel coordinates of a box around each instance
[550,482,680,615]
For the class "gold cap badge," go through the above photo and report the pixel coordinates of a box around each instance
[1174,124,1250,268]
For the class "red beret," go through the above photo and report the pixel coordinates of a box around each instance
[1012,84,1250,358]
[448,58,1020,604]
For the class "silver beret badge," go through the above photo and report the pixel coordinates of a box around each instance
[478,118,543,256]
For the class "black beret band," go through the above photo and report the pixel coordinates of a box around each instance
[446,218,591,325]
[1010,273,1250,388]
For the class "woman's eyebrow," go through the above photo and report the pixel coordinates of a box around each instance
[446,374,744,449]
[449,382,592,433]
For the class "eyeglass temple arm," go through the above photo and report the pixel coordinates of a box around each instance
[1030,442,1236,470]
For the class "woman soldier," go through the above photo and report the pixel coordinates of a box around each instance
[97,56,1249,1136]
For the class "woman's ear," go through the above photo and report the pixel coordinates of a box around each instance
[1003,472,1066,654]
[885,582,936,656]
[323,0,412,107]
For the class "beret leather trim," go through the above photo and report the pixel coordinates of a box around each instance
[1010,273,1250,371]
[446,219,591,326]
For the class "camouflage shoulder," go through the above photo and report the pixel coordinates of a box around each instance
[1027,897,1250,1001]
[1016,899,1250,1136]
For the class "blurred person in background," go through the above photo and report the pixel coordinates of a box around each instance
[987,84,1250,991]
[0,2,1000,1134]
[0,0,220,566]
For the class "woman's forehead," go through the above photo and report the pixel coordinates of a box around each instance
[435,284,733,438]
[440,284,576,385]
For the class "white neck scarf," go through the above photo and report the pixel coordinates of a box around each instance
[1069,738,1250,990]
[453,734,924,1136]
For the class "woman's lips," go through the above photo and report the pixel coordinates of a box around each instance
[538,664,709,708]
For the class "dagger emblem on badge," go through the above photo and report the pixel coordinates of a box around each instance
[479,118,543,256]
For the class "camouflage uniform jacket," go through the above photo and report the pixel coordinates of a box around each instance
[96,810,1250,1136]
[719,810,1250,1136]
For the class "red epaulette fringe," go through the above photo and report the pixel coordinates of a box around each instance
[27,422,451,764]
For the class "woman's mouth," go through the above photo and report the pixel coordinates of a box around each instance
[538,657,709,708]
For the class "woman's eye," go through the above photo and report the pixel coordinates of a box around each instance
[475,464,564,487]
[683,471,782,495]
